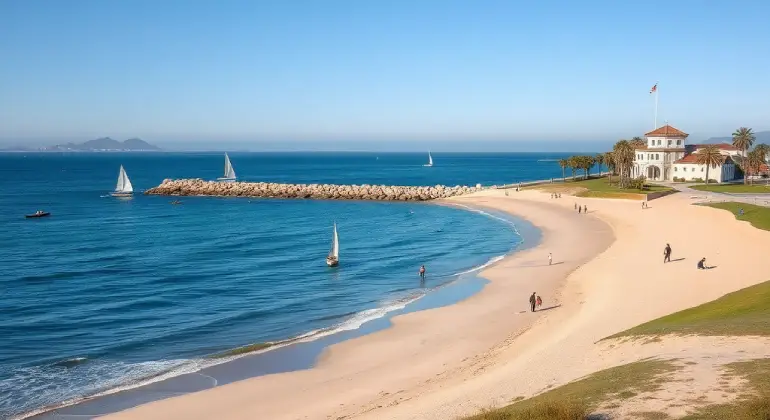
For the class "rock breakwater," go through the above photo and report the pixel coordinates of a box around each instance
[145,179,484,201]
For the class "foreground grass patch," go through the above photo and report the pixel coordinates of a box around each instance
[463,359,679,420]
[690,184,770,194]
[606,280,770,339]
[681,358,770,419]
[701,202,770,231]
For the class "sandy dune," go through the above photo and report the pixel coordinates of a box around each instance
[104,189,770,420]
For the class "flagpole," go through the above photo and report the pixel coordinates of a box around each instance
[654,81,659,129]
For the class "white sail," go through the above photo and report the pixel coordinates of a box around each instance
[115,165,134,193]
[223,153,236,179]
[329,223,339,259]
[428,152,433,166]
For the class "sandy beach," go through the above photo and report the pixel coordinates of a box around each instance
[103,188,770,420]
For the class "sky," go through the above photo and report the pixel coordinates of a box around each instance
[1,0,769,150]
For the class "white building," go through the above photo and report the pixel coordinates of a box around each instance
[632,125,740,183]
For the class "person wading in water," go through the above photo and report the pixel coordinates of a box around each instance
[419,265,426,280]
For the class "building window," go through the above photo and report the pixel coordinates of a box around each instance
[656,154,659,160]
[677,140,681,145]
[701,167,704,172]
[668,140,672,146]
[657,140,661,145]
[674,167,678,172]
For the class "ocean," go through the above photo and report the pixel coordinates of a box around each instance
[0,151,579,419]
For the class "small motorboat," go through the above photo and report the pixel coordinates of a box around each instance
[170,200,182,205]
[26,210,50,219]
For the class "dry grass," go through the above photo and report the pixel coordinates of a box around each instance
[462,359,679,420]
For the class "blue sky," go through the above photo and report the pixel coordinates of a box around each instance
[1,0,769,148]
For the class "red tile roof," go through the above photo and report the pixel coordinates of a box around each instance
[645,125,689,137]
[674,154,727,164]
[692,143,740,151]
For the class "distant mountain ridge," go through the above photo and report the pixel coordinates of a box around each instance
[41,137,161,151]
[703,131,770,145]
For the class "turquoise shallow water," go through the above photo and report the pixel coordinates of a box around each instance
[0,152,570,418]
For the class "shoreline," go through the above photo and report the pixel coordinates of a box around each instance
[21,201,537,420]
[96,191,615,420]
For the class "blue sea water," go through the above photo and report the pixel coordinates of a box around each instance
[0,152,575,419]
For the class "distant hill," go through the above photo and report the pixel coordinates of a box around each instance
[703,131,770,145]
[42,137,161,152]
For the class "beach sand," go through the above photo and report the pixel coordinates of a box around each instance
[103,189,770,420]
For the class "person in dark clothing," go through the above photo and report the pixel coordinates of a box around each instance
[529,292,537,312]
[664,244,672,263]
[697,258,706,269]
[578,206,582,214]
[419,265,426,280]
[583,204,587,213]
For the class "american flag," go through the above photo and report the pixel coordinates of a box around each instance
[649,83,658,94]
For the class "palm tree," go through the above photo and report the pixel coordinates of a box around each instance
[558,159,568,181]
[567,156,578,179]
[583,155,596,179]
[613,140,635,188]
[694,145,723,184]
[747,149,766,184]
[604,152,616,183]
[630,137,646,150]
[595,154,605,175]
[732,127,756,184]
[754,143,770,163]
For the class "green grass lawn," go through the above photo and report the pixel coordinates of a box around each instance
[691,184,770,193]
[531,177,673,200]
[606,280,770,339]
[464,359,679,420]
[701,202,770,231]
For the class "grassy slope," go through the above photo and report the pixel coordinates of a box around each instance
[606,280,770,339]
[464,359,679,420]
[701,202,770,231]
[691,184,770,193]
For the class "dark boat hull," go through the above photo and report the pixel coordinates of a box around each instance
[25,212,50,218]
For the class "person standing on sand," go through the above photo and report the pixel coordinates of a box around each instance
[529,292,537,312]
[578,206,582,214]
[574,202,577,210]
[664,244,672,263]
[536,295,543,308]
[548,252,552,265]
[583,204,587,213]
[419,265,426,280]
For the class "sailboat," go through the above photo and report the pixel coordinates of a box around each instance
[326,222,339,267]
[424,152,433,167]
[110,165,134,197]
[217,153,237,182]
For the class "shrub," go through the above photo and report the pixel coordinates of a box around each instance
[693,177,704,183]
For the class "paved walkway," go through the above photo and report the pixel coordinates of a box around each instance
[659,182,770,208]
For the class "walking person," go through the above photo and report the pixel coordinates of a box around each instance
[578,206,582,214]
[529,292,537,312]
[536,295,543,308]
[548,252,552,266]
[583,204,587,213]
[664,243,671,263]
